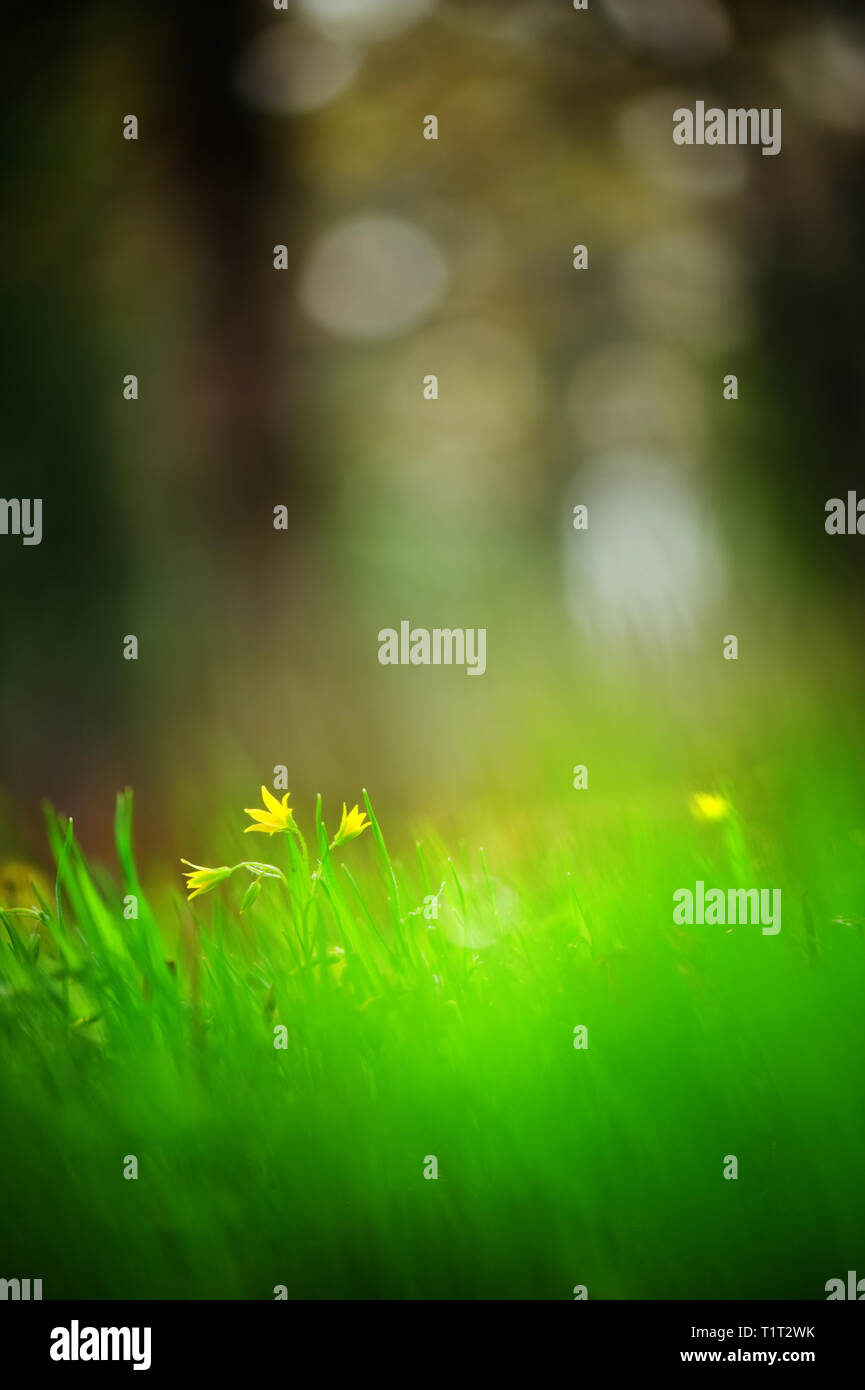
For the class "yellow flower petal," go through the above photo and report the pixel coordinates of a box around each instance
[244,787,295,835]
[261,785,284,816]
[180,860,234,900]
[331,801,371,846]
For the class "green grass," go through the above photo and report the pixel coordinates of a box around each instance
[1,766,864,1301]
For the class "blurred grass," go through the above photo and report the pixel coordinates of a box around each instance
[2,718,865,1301]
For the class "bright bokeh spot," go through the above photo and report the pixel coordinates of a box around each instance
[235,25,361,115]
[563,453,724,651]
[299,215,450,340]
[298,0,435,45]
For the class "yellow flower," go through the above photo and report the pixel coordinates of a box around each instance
[0,860,56,955]
[181,860,234,900]
[331,803,370,847]
[689,793,730,823]
[244,785,297,835]
[0,860,52,911]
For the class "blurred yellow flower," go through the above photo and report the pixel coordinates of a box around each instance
[331,803,370,847]
[689,793,730,823]
[181,860,234,900]
[0,859,52,910]
[244,785,297,835]
[0,859,56,955]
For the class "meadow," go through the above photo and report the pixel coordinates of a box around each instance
[2,690,864,1302]
[2,0,863,1311]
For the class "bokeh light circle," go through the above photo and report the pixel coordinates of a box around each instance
[299,215,450,340]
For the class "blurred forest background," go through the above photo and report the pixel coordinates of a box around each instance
[1,0,865,869]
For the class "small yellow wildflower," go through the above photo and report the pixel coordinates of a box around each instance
[181,860,234,900]
[0,860,56,956]
[0,860,52,910]
[689,793,730,823]
[331,803,370,847]
[244,785,297,835]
